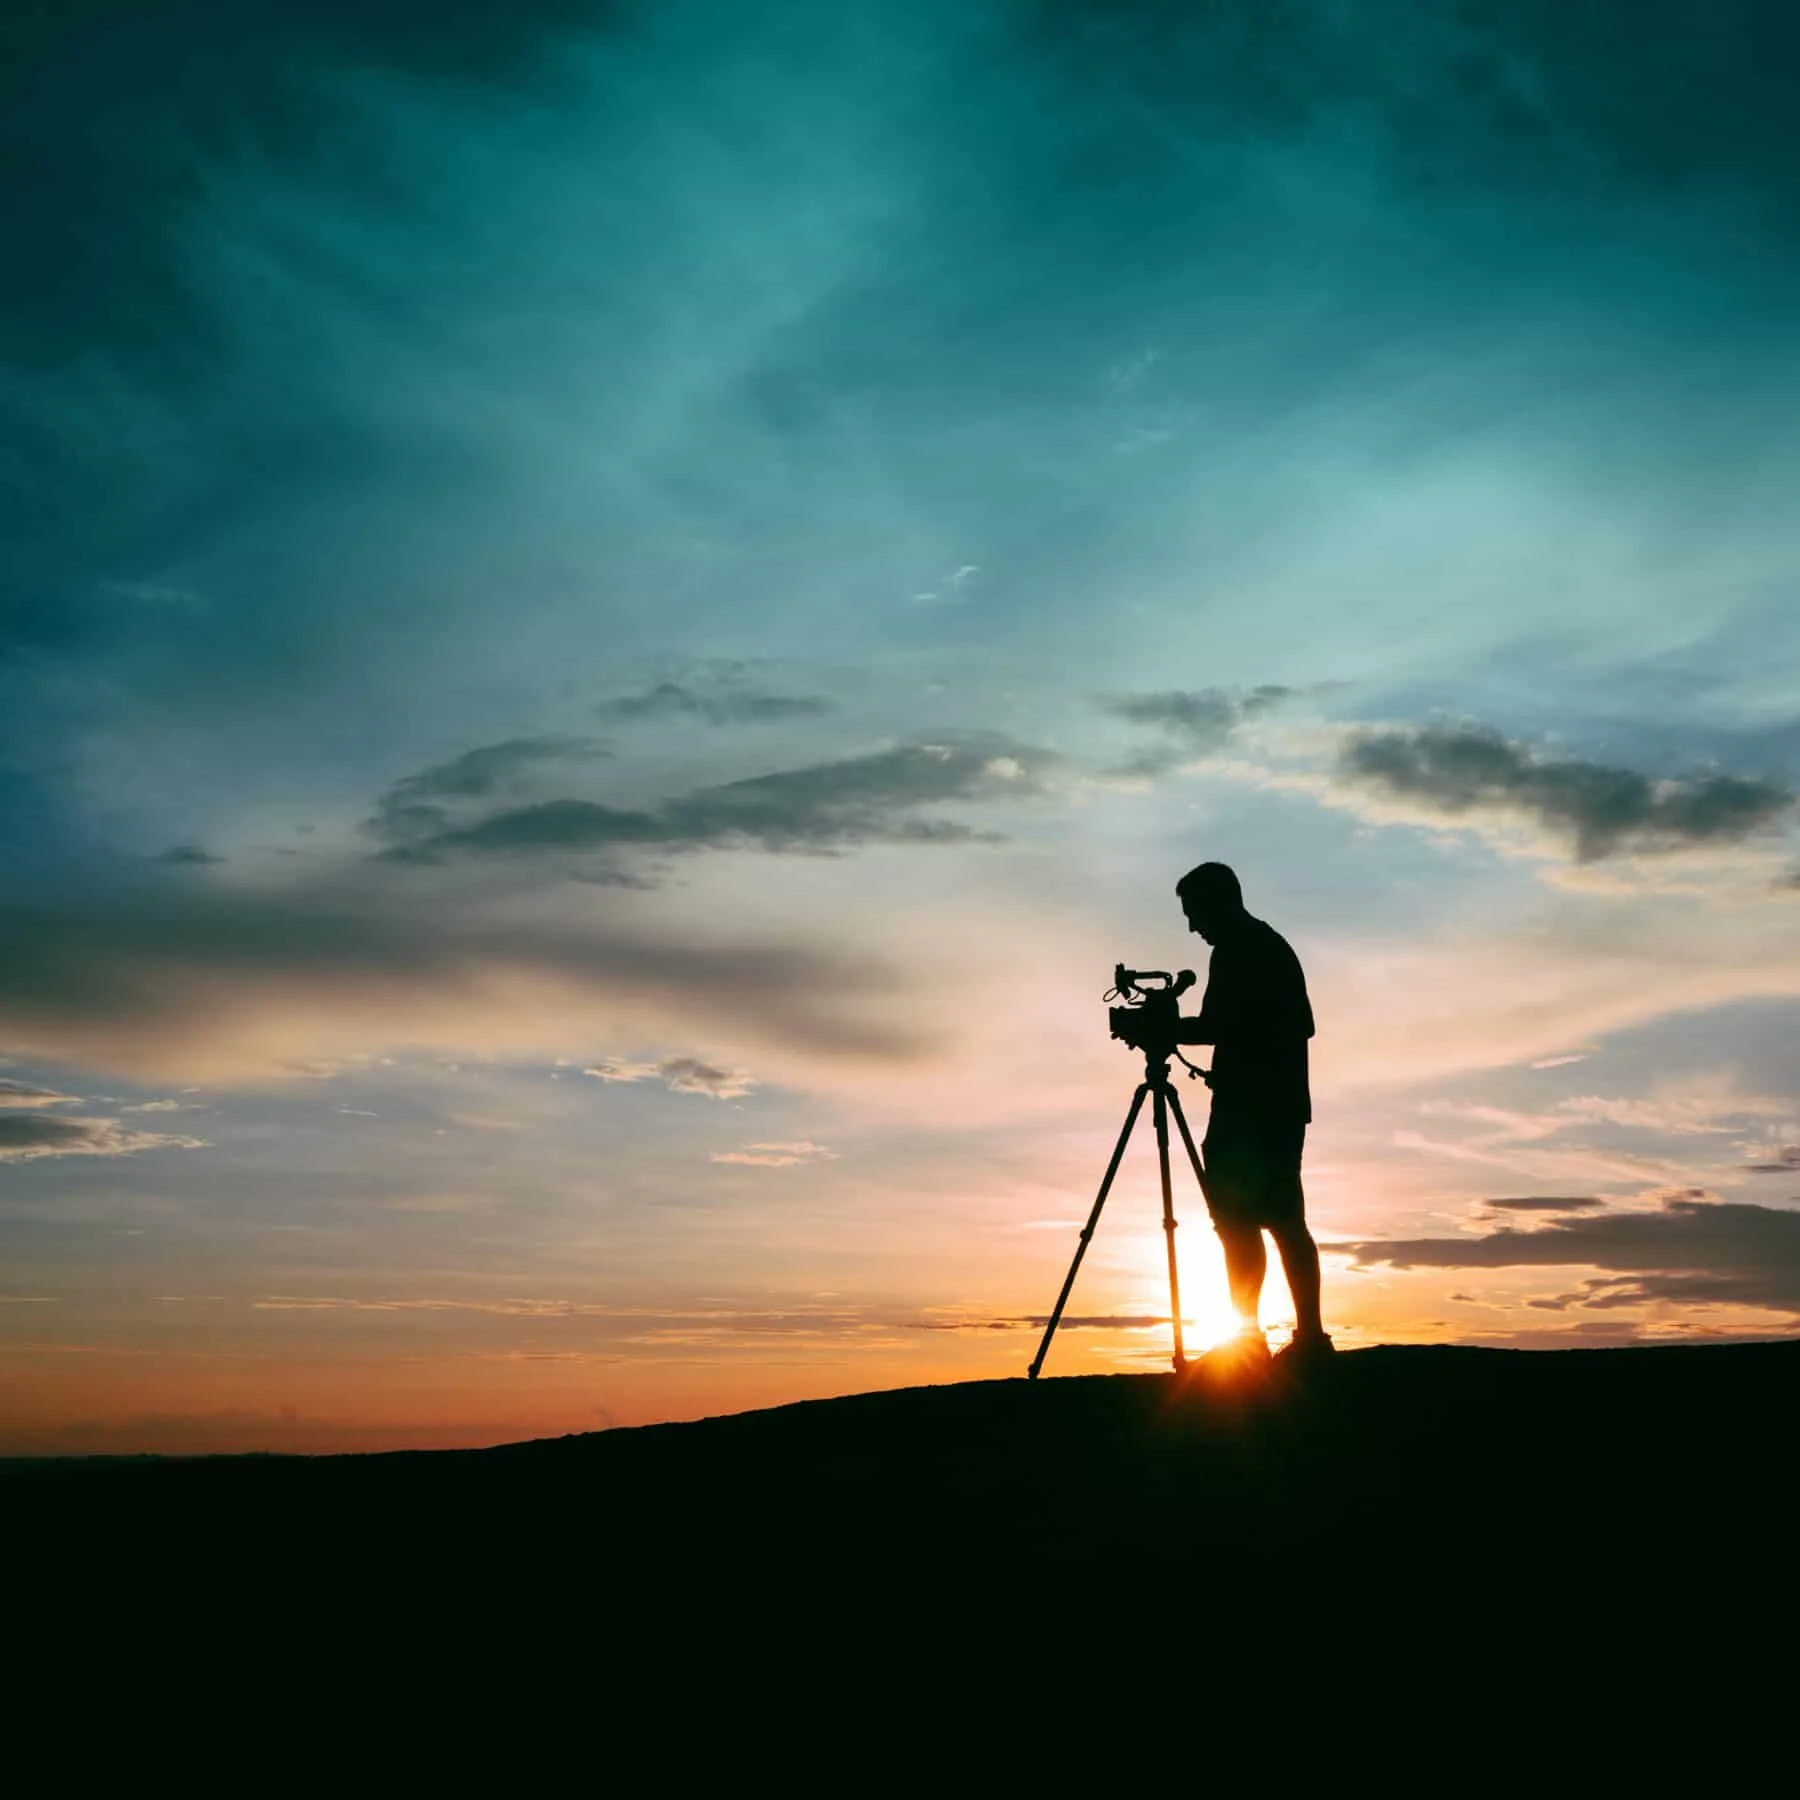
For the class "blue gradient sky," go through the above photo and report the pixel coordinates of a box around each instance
[5,0,1799,1451]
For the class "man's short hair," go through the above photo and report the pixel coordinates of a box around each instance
[1176,861,1243,908]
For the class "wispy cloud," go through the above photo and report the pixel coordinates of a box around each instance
[0,1079,79,1109]
[1421,1089,1793,1142]
[252,1295,615,1316]
[1096,685,1290,778]
[710,1140,835,1167]
[595,680,830,727]
[1743,1146,1800,1174]
[0,1111,208,1162]
[584,1056,756,1099]
[1392,1127,1685,1187]
[914,1312,1166,1332]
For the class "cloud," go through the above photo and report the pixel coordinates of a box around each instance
[370,736,613,845]
[156,845,221,865]
[1028,1314,1165,1331]
[1336,724,1794,861]
[252,1295,616,1316]
[913,1312,1166,1332]
[1392,1126,1684,1188]
[0,1110,207,1162]
[660,1057,756,1099]
[1557,1093,1788,1134]
[582,1059,661,1084]
[583,1056,756,1099]
[1096,685,1290,777]
[710,1140,835,1167]
[1312,895,1800,1097]
[910,565,981,605]
[1743,1146,1800,1174]
[1344,1196,1800,1316]
[1422,1090,1794,1143]
[595,680,830,727]
[0,1078,79,1108]
[1480,1196,1606,1213]
[375,735,1054,865]
[0,879,926,1080]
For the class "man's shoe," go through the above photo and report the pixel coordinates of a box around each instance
[1273,1330,1336,1370]
[1189,1327,1272,1381]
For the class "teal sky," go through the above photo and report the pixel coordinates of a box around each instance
[5,0,1799,1451]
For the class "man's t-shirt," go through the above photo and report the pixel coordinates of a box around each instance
[1182,914,1314,1124]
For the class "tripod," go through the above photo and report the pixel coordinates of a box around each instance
[1028,1048,1209,1380]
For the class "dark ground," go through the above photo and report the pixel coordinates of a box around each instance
[9,1341,1798,1625]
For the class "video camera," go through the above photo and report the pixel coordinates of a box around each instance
[1106,963,1197,1061]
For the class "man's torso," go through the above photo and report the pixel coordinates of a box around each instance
[1197,914,1314,1124]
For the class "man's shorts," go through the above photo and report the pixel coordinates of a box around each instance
[1201,1110,1307,1231]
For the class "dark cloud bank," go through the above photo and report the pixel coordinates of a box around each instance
[0,723,1052,1072]
[372,734,1053,865]
[1482,1195,1606,1213]
[1338,724,1794,859]
[371,736,615,847]
[1097,699,1797,867]
[0,882,922,1074]
[1346,1195,1800,1317]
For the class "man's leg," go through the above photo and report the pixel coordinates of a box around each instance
[1269,1221,1324,1341]
[1216,1224,1267,1329]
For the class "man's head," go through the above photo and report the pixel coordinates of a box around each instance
[1176,861,1245,944]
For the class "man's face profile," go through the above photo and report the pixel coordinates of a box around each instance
[1182,892,1223,943]
[1179,862,1245,945]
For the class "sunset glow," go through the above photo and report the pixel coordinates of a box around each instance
[5,1,1799,1455]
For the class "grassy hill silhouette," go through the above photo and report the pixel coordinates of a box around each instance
[10,1341,1797,1617]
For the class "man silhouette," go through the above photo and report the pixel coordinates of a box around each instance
[1174,861,1332,1369]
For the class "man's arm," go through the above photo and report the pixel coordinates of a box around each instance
[1175,956,1227,1045]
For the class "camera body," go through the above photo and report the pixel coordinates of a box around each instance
[1107,963,1196,1061]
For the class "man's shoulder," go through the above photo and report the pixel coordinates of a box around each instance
[1243,914,1301,961]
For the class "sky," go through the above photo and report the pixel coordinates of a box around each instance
[4,0,1800,1453]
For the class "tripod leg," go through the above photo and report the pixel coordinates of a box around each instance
[1028,1083,1150,1380]
[1166,1082,1208,1198]
[1153,1085,1187,1372]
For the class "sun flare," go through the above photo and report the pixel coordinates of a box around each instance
[1131,1228,1298,1353]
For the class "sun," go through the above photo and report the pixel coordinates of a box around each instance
[1132,1227,1297,1352]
